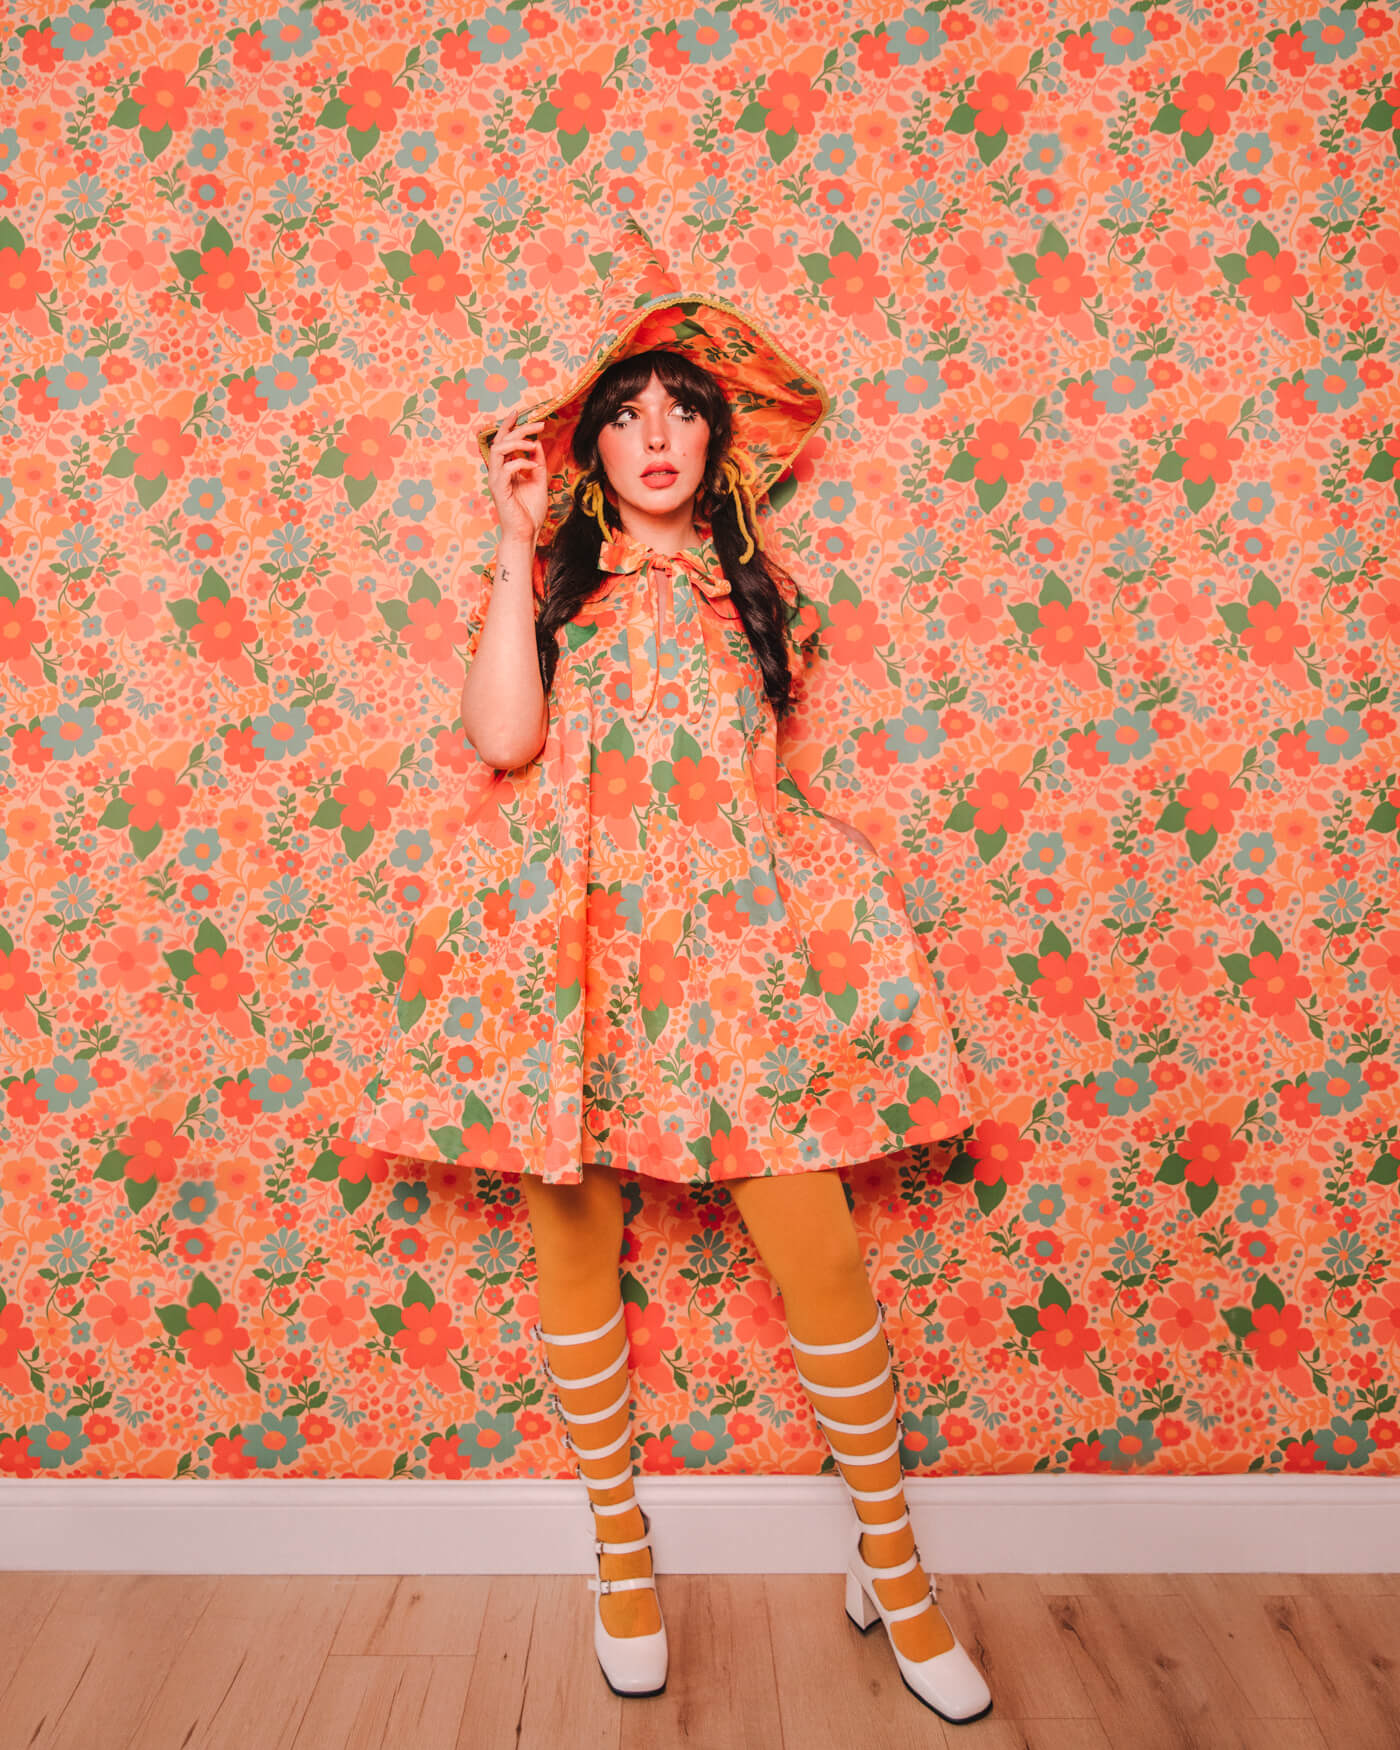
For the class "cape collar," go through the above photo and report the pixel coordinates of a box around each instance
[597,525,733,601]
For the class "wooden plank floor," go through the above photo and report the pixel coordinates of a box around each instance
[0,1571,1397,1750]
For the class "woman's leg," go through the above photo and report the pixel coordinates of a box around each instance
[727,1169,956,1662]
[523,1163,660,1638]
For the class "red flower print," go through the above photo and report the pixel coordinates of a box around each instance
[1238,248,1308,318]
[1030,598,1102,667]
[340,413,407,482]
[592,745,650,817]
[626,1301,677,1384]
[187,947,256,1016]
[341,66,410,134]
[402,596,468,666]
[1176,420,1244,487]
[729,1279,786,1344]
[1031,1301,1101,1371]
[639,938,690,1011]
[188,594,257,666]
[395,1300,464,1369]
[807,928,870,997]
[0,244,53,311]
[192,245,260,314]
[1028,250,1095,318]
[1029,950,1100,1016]
[129,414,198,482]
[130,66,198,134]
[1241,951,1309,1018]
[1178,769,1245,836]
[967,71,1033,138]
[1245,1302,1314,1372]
[665,752,732,824]
[1240,599,1308,667]
[966,417,1036,485]
[1178,1120,1246,1189]
[756,69,826,135]
[965,768,1034,836]
[966,1119,1032,1188]
[707,1126,767,1178]
[552,69,617,134]
[398,932,455,1004]
[119,764,193,833]
[403,248,472,315]
[1174,70,1243,138]
[640,1434,685,1475]
[332,763,405,833]
[180,1300,251,1369]
[825,249,890,316]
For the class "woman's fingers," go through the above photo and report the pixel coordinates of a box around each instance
[493,412,542,446]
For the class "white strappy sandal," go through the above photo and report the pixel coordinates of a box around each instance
[790,1309,994,1724]
[533,1303,668,1698]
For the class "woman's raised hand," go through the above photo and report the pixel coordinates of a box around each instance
[487,407,549,547]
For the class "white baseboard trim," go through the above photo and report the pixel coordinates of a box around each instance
[3,1476,1398,1576]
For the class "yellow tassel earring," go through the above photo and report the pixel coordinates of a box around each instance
[720,455,761,565]
[580,477,611,541]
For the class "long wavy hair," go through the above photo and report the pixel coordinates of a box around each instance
[528,348,804,721]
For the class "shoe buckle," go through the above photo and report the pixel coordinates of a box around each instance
[595,1576,615,1595]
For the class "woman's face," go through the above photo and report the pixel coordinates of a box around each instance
[594,372,710,525]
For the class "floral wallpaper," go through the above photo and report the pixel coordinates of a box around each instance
[1,0,1398,1489]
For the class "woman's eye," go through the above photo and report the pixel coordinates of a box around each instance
[613,406,696,425]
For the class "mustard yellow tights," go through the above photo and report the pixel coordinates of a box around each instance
[522,1164,955,1659]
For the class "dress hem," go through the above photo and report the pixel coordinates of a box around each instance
[347,1107,973,1189]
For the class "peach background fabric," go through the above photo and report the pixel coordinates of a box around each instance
[2,2,1398,1482]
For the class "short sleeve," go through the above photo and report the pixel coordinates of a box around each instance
[463,543,549,669]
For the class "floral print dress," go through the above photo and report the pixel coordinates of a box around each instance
[348,526,975,1185]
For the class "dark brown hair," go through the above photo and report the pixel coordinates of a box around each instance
[527,348,804,720]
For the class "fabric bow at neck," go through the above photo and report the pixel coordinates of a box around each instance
[596,528,737,724]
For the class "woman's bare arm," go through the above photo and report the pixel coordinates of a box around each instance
[459,532,549,771]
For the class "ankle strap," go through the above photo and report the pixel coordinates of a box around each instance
[859,1546,919,1581]
[788,1305,884,1356]
[845,1476,907,1504]
[792,1359,892,1400]
[857,1507,910,1540]
[534,1302,625,1347]
[543,1341,628,1393]
[813,1404,897,1437]
[589,1575,656,1595]
[567,1423,632,1464]
[825,1430,902,1470]
[552,1376,631,1426]
[596,1531,653,1556]
[576,1459,636,1493]
[879,1590,935,1625]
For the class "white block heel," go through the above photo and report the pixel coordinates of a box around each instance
[845,1567,881,1631]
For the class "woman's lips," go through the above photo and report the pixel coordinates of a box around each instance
[641,468,677,488]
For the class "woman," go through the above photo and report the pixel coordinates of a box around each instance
[351,218,992,1723]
